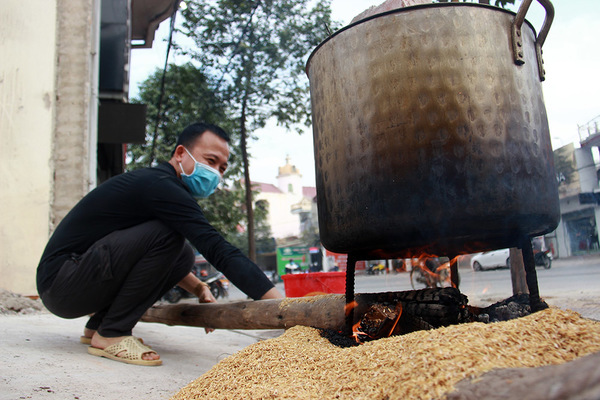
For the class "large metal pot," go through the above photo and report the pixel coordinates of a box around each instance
[307,0,559,258]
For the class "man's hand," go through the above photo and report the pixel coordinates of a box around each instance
[193,282,216,334]
[178,273,218,334]
[194,281,216,303]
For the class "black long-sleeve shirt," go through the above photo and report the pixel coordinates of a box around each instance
[37,162,274,299]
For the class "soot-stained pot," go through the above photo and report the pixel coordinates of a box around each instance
[306,0,559,258]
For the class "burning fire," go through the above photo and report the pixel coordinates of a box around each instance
[340,252,470,344]
[347,301,404,344]
[351,320,364,343]
[386,303,403,337]
[344,301,358,316]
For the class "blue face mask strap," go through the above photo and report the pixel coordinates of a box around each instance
[183,147,199,164]
[179,147,223,184]
[177,147,197,177]
[178,146,201,178]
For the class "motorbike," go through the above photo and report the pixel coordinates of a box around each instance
[204,271,230,299]
[366,263,386,275]
[162,268,230,304]
[534,249,552,269]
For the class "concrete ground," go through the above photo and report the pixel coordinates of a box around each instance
[0,283,286,400]
[0,312,284,400]
[1,255,599,400]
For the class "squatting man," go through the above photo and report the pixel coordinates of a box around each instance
[37,122,283,366]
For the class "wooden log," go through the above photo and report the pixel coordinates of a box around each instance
[509,247,528,295]
[446,351,600,400]
[141,295,348,330]
[141,288,470,331]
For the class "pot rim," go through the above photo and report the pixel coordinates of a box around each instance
[305,2,537,77]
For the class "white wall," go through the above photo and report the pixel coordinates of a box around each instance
[553,147,600,258]
[277,172,302,195]
[258,191,305,239]
[575,147,599,193]
[0,1,58,294]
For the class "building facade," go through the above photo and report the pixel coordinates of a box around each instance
[1,0,178,295]
[253,156,317,240]
[551,141,600,258]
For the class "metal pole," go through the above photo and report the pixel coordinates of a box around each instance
[449,256,460,289]
[520,237,549,312]
[344,254,357,335]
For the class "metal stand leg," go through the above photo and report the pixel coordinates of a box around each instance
[449,256,460,289]
[344,254,357,335]
[520,237,549,312]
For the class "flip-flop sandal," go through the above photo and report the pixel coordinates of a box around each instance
[87,336,162,366]
[80,335,149,347]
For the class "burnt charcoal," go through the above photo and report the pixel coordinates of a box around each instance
[364,303,397,321]
[392,287,467,304]
[323,288,479,346]
[358,303,399,339]
[389,311,434,336]
[480,294,531,322]
[354,288,474,328]
[401,288,473,327]
[357,303,439,342]
[476,313,490,323]
[319,329,360,348]
[485,293,530,308]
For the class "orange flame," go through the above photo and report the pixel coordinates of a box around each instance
[346,300,366,343]
[350,302,406,343]
[344,300,358,316]
[351,321,365,343]
[387,303,403,337]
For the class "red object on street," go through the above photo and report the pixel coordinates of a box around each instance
[281,271,346,297]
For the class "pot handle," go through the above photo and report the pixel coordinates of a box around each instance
[511,0,555,81]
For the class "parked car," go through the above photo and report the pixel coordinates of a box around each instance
[470,248,510,271]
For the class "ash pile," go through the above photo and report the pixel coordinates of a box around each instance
[0,289,46,315]
[474,294,532,323]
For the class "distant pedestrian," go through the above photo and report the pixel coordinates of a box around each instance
[285,259,299,274]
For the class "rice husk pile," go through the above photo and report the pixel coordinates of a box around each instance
[171,308,600,400]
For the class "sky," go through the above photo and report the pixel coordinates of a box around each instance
[129,0,600,188]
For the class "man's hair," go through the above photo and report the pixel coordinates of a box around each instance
[172,123,230,155]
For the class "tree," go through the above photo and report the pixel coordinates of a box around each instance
[127,63,237,171]
[227,197,276,256]
[179,0,337,261]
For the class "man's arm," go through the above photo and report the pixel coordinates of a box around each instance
[147,174,276,299]
[260,287,284,299]
[178,271,283,300]
[177,272,216,303]
[179,271,284,300]
[177,272,216,333]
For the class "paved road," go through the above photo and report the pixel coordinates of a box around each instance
[227,254,600,320]
[352,257,600,302]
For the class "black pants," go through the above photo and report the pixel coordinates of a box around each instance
[40,220,193,337]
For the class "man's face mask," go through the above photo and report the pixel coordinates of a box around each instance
[179,147,221,199]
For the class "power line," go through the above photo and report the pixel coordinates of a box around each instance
[149,3,179,166]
